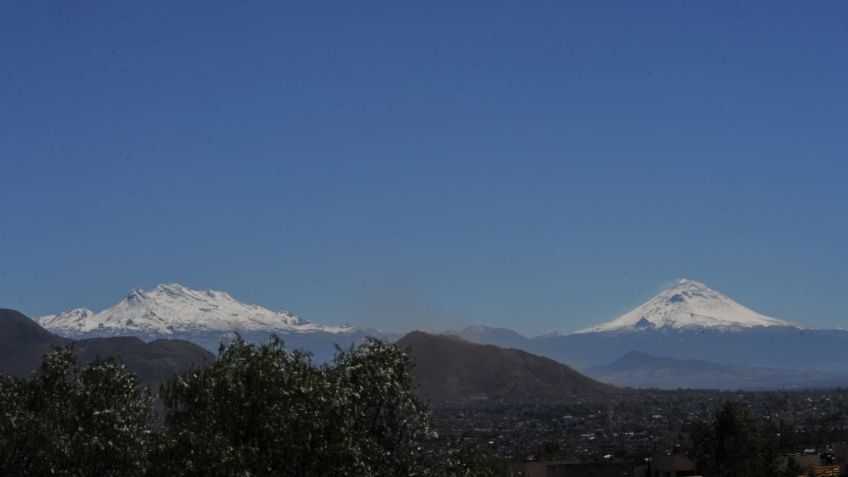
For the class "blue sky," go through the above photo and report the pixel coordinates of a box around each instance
[1,1,846,335]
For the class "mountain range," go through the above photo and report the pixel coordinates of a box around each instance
[0,309,213,388]
[38,283,379,361]
[31,278,848,390]
[2,307,621,402]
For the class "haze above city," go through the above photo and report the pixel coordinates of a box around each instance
[2,2,846,335]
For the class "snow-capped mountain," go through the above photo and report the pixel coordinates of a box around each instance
[38,283,356,338]
[520,278,827,372]
[434,279,848,379]
[36,283,369,360]
[38,307,96,330]
[576,278,797,333]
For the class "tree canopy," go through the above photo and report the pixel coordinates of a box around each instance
[0,348,153,476]
[0,336,497,477]
[688,401,801,477]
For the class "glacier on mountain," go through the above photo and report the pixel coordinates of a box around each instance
[575,278,797,334]
[37,283,357,338]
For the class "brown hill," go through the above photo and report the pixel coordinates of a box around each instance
[396,331,620,402]
[0,308,214,387]
[0,309,71,376]
[73,336,215,388]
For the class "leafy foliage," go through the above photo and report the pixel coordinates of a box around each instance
[438,434,503,477]
[154,335,494,476]
[0,348,154,477]
[688,401,800,477]
[0,337,495,476]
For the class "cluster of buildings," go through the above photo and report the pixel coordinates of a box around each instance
[432,394,720,459]
[506,446,848,477]
[505,451,698,477]
[432,390,848,476]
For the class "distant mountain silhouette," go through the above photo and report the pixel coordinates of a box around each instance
[532,326,848,371]
[396,331,620,402]
[72,336,215,388]
[0,309,213,387]
[586,351,848,390]
[450,325,532,350]
[0,309,71,376]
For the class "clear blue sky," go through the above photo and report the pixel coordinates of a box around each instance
[1,1,846,335]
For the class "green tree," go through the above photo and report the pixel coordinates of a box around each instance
[0,337,496,476]
[155,335,453,477]
[327,338,439,475]
[0,348,154,477]
[438,434,502,477]
[689,402,779,477]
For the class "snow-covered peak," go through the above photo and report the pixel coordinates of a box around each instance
[37,283,356,338]
[576,278,797,334]
[38,308,96,329]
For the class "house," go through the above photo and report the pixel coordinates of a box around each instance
[646,453,698,477]
[507,460,630,477]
